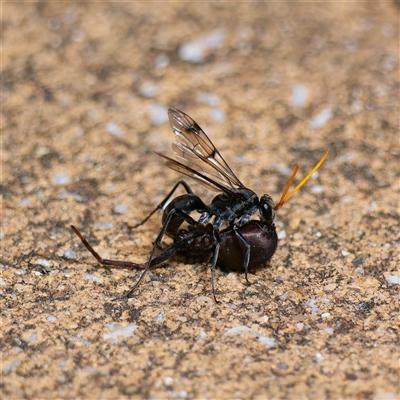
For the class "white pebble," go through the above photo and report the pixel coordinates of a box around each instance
[106,122,123,138]
[313,352,323,363]
[369,201,377,212]
[210,108,226,123]
[204,29,225,49]
[310,185,324,194]
[154,54,169,68]
[179,41,204,63]
[197,92,220,106]
[164,377,174,386]
[310,109,332,129]
[53,173,71,185]
[94,222,113,229]
[223,325,276,348]
[153,310,165,322]
[307,298,330,316]
[85,274,101,282]
[113,204,128,214]
[342,196,354,203]
[26,333,37,342]
[71,336,91,345]
[103,323,138,342]
[140,82,158,98]
[15,269,27,276]
[149,104,168,125]
[64,249,77,259]
[37,259,51,267]
[3,360,20,374]
[386,274,400,285]
[354,267,364,275]
[196,331,207,342]
[291,84,308,108]
[278,230,287,240]
[179,29,225,63]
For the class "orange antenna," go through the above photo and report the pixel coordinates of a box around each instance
[276,163,299,209]
[274,150,329,210]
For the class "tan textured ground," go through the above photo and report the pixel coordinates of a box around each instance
[2,3,399,399]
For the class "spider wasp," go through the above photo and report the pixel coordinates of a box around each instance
[72,108,328,301]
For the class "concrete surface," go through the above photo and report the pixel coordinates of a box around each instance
[2,2,399,399]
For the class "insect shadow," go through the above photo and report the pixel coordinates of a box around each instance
[72,108,328,302]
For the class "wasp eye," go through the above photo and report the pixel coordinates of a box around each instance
[261,203,273,222]
[260,195,275,223]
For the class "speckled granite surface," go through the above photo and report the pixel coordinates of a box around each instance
[2,3,399,399]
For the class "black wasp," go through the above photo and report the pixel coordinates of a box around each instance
[72,108,328,301]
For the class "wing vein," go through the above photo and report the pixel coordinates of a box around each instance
[161,108,244,194]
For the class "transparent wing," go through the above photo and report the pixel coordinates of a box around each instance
[165,108,245,192]
[155,153,237,195]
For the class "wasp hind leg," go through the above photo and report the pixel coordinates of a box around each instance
[133,180,194,228]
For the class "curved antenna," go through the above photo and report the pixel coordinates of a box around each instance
[274,150,329,210]
[276,164,299,209]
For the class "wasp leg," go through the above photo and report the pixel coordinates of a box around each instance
[133,180,194,228]
[126,208,200,298]
[71,225,145,269]
[209,228,221,304]
[138,234,201,269]
[233,225,251,285]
